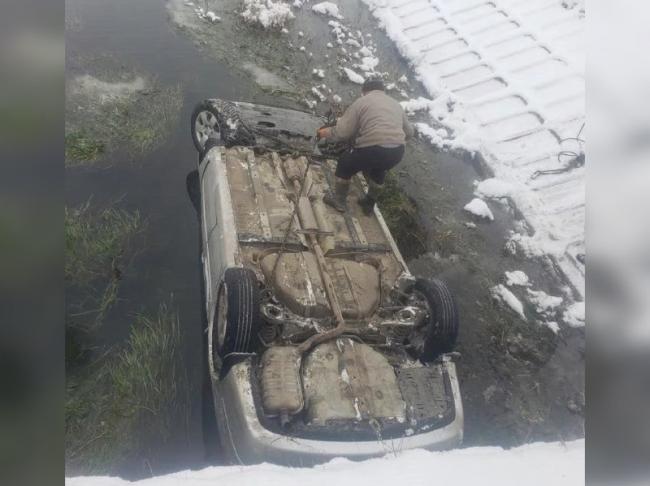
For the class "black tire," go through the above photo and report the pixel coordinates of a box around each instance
[191,101,221,153]
[414,278,459,362]
[214,268,261,359]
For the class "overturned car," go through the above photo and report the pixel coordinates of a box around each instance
[191,99,463,465]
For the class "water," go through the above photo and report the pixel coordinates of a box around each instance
[66,0,256,476]
[66,0,584,476]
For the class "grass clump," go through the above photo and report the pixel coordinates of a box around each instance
[111,306,185,438]
[376,172,427,259]
[65,132,105,165]
[65,202,142,334]
[65,202,141,286]
[66,304,188,475]
[65,71,182,167]
[109,87,182,155]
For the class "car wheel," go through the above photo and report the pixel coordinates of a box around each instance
[191,101,221,153]
[414,278,459,362]
[214,268,261,359]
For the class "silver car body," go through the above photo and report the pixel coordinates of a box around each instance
[197,100,463,465]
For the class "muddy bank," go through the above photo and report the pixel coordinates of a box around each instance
[402,140,585,444]
[167,0,419,108]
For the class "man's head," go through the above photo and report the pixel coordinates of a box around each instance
[362,78,384,95]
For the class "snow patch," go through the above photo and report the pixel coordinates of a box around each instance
[491,284,526,320]
[356,55,379,73]
[242,62,291,90]
[543,321,560,334]
[204,10,221,22]
[311,86,326,102]
[401,96,482,153]
[563,301,585,328]
[70,75,146,104]
[68,440,585,485]
[475,178,516,199]
[359,0,586,299]
[343,67,364,84]
[464,198,494,221]
[527,289,563,315]
[413,123,450,149]
[359,46,372,57]
[241,0,294,29]
[312,2,343,20]
[505,270,530,287]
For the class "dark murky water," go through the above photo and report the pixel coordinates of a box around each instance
[66,0,584,477]
[65,0,255,476]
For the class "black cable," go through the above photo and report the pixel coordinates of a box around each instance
[531,122,585,179]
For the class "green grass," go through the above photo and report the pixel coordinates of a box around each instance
[65,132,105,165]
[66,304,188,475]
[65,202,142,334]
[115,87,182,155]
[65,202,141,288]
[129,127,157,153]
[110,305,185,439]
[65,74,182,166]
[376,172,427,259]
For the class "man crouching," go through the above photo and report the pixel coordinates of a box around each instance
[317,78,414,215]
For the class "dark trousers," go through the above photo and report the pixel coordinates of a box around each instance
[335,145,405,184]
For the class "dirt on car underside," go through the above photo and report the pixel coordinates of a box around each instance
[223,146,406,314]
[216,143,457,437]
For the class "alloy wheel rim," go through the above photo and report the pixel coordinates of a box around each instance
[194,110,218,147]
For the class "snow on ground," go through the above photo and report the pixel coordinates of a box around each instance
[505,270,530,287]
[543,320,560,334]
[356,55,379,73]
[361,0,586,299]
[241,0,294,29]
[205,11,221,22]
[475,178,517,199]
[401,96,481,152]
[312,2,344,20]
[527,289,564,316]
[464,197,494,221]
[70,75,146,104]
[563,301,585,328]
[491,284,526,320]
[67,440,584,486]
[343,67,365,84]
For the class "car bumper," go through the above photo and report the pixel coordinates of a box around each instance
[212,358,464,465]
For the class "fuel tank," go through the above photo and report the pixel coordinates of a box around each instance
[259,339,407,424]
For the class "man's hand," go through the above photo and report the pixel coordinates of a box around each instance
[316,127,331,140]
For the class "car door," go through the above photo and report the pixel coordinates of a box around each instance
[199,146,239,324]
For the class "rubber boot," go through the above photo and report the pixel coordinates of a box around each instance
[358,179,382,216]
[323,178,350,212]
